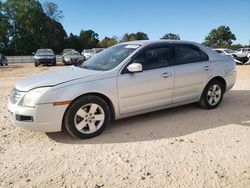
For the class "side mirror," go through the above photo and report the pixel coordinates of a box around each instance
[127,63,143,73]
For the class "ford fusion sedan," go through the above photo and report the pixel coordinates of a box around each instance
[34,49,56,67]
[8,40,236,139]
[62,50,84,65]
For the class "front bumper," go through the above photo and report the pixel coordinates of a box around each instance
[35,58,56,64]
[8,100,67,132]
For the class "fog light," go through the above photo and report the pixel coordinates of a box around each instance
[15,115,33,122]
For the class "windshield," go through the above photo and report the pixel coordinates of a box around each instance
[36,49,54,55]
[79,44,139,71]
[63,49,74,54]
[65,51,80,56]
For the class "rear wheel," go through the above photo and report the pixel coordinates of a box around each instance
[64,95,111,139]
[199,80,224,109]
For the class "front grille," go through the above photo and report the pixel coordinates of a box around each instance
[10,88,24,104]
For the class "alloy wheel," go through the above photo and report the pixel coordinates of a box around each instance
[74,103,105,134]
[207,84,222,106]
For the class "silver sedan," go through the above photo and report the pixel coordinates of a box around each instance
[8,40,236,139]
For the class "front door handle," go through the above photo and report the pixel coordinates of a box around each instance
[161,72,172,78]
[203,66,211,71]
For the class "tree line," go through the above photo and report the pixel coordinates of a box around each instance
[0,0,248,55]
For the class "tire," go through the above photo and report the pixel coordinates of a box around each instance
[64,95,111,139]
[34,62,39,67]
[199,79,224,109]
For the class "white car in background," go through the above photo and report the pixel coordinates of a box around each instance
[214,48,243,64]
[81,49,93,60]
[82,48,105,60]
[8,40,236,139]
[234,48,250,64]
[235,48,250,57]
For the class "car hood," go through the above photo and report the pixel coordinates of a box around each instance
[15,66,100,91]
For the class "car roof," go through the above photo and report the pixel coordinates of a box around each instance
[122,40,202,46]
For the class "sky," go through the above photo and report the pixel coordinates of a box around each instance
[39,0,250,45]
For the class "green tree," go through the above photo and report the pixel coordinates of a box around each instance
[65,33,81,52]
[121,32,149,42]
[161,33,180,40]
[0,1,10,53]
[204,26,236,48]
[4,0,45,54]
[3,0,66,55]
[43,1,63,21]
[41,18,67,54]
[99,37,118,48]
[79,30,99,49]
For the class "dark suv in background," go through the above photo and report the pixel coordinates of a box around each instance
[0,54,8,66]
[34,49,56,67]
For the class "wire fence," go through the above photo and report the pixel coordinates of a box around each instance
[6,55,62,63]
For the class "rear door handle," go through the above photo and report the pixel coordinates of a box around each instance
[203,66,211,71]
[161,72,172,78]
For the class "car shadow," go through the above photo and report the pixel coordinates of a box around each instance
[0,64,23,69]
[47,90,250,144]
[41,63,65,67]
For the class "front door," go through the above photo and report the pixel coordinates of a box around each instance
[117,45,174,115]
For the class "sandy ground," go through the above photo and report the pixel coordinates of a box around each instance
[0,63,250,188]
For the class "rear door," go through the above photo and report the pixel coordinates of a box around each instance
[173,44,211,103]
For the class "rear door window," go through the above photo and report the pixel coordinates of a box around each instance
[174,45,209,65]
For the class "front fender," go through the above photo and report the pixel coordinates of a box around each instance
[38,77,120,119]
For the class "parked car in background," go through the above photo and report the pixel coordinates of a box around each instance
[63,49,75,55]
[82,48,105,60]
[0,53,8,66]
[34,49,56,67]
[62,50,84,65]
[81,49,93,60]
[234,48,250,63]
[214,48,235,55]
[8,40,236,139]
[214,48,242,64]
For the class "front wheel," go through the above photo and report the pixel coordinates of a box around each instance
[64,95,111,139]
[199,80,224,109]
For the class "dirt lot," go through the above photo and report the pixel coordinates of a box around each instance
[0,63,250,187]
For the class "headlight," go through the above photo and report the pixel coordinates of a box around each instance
[65,57,70,62]
[23,87,50,107]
